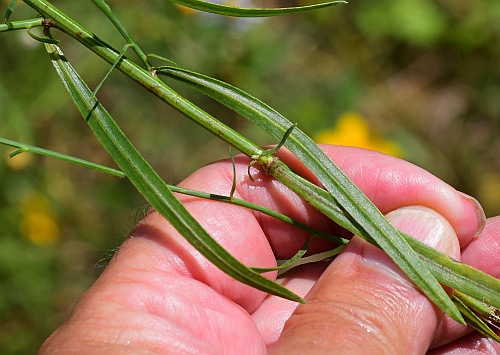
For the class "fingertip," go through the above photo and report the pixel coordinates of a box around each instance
[272,206,459,354]
[385,206,460,259]
[282,145,484,247]
[456,191,486,242]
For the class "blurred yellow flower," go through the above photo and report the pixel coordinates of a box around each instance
[478,172,500,216]
[4,152,33,170]
[19,194,60,246]
[315,112,402,157]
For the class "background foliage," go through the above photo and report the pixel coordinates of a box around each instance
[0,0,499,353]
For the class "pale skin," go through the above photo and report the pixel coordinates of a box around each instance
[40,145,500,354]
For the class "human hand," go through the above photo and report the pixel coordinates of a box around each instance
[40,145,498,354]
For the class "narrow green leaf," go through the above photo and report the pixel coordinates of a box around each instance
[253,241,345,275]
[93,44,132,96]
[147,53,178,67]
[406,237,500,310]
[44,42,304,303]
[168,0,346,17]
[0,18,43,33]
[276,245,345,276]
[27,26,60,44]
[4,0,16,23]
[0,136,344,245]
[0,137,125,177]
[251,237,314,273]
[159,66,464,323]
[90,0,151,69]
[453,291,500,343]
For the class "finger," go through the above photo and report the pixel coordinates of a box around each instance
[461,216,500,278]
[252,262,330,349]
[275,145,485,245]
[431,216,500,348]
[271,206,460,354]
[40,220,269,354]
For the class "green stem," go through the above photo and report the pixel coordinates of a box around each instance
[0,17,43,32]
[0,137,125,177]
[90,0,152,70]
[21,0,262,159]
[0,137,345,245]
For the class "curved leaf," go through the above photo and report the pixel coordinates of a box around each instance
[45,42,304,304]
[169,0,346,17]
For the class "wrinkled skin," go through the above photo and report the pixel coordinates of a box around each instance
[40,146,499,354]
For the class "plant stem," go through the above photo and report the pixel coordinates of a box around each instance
[0,17,42,32]
[17,0,500,326]
[0,137,346,244]
[22,0,262,159]
[0,137,125,177]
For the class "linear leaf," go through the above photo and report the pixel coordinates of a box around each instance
[453,292,500,343]
[0,137,345,244]
[168,0,345,17]
[159,67,465,323]
[90,0,151,69]
[4,0,16,22]
[0,137,125,177]
[44,42,304,303]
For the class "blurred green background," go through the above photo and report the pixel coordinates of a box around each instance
[1,0,499,353]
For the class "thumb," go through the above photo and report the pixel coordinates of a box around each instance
[271,206,460,355]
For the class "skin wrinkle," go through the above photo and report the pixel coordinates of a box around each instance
[347,272,435,351]
[129,224,194,279]
[91,270,206,328]
[130,212,273,316]
[56,304,211,354]
[282,299,399,354]
[252,263,329,350]
[77,258,264,354]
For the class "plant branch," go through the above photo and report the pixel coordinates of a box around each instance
[15,0,500,334]
[22,0,263,159]
[0,17,42,32]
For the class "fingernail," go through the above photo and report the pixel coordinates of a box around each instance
[385,206,459,258]
[355,206,460,281]
[457,191,486,237]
